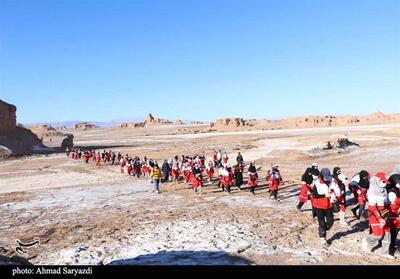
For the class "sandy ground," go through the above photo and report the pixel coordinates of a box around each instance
[0,123,400,265]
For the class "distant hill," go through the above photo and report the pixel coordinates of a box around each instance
[23,118,145,128]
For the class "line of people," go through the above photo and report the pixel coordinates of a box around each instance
[66,148,118,166]
[66,147,399,258]
[296,163,400,258]
[67,148,284,197]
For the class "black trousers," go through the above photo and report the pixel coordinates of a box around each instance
[235,173,243,187]
[314,207,334,238]
[270,190,278,199]
[390,227,399,250]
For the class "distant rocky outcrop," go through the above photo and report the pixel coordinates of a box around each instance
[0,126,47,157]
[74,122,97,130]
[209,118,251,130]
[209,112,400,131]
[29,124,73,148]
[120,122,145,128]
[191,121,204,125]
[144,113,173,126]
[119,114,175,129]
[61,134,74,149]
[265,112,400,129]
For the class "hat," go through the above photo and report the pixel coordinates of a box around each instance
[312,163,318,167]
[375,172,388,183]
[320,168,332,182]
[272,164,279,168]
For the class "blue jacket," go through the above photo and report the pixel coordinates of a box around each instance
[162,163,171,175]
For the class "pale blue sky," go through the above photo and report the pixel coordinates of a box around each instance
[1,0,399,123]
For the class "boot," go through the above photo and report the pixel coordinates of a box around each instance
[319,237,330,248]
[359,205,367,221]
[339,211,350,226]
[351,207,358,217]
[297,202,304,211]
[365,235,382,252]
[379,232,394,258]
[312,208,317,219]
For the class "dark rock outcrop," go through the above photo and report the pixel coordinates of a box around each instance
[0,100,17,135]
[0,100,50,156]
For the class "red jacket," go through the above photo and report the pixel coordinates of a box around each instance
[311,178,332,210]
[389,196,400,229]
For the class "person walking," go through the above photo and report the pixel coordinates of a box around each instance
[162,159,171,183]
[234,164,243,190]
[236,152,244,165]
[387,174,400,257]
[363,172,392,258]
[349,170,370,221]
[311,168,335,247]
[267,164,283,200]
[332,167,350,226]
[248,162,258,195]
[150,163,162,194]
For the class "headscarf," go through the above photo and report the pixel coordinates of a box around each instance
[358,170,370,189]
[333,167,345,191]
[367,176,388,206]
[248,164,256,173]
[320,168,332,185]
[301,168,313,185]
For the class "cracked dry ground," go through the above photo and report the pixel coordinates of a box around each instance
[1,172,399,265]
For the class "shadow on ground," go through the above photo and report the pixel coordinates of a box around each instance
[0,255,33,265]
[328,221,369,243]
[107,250,254,265]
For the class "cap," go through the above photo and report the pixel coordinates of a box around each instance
[312,163,318,167]
[375,172,388,183]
